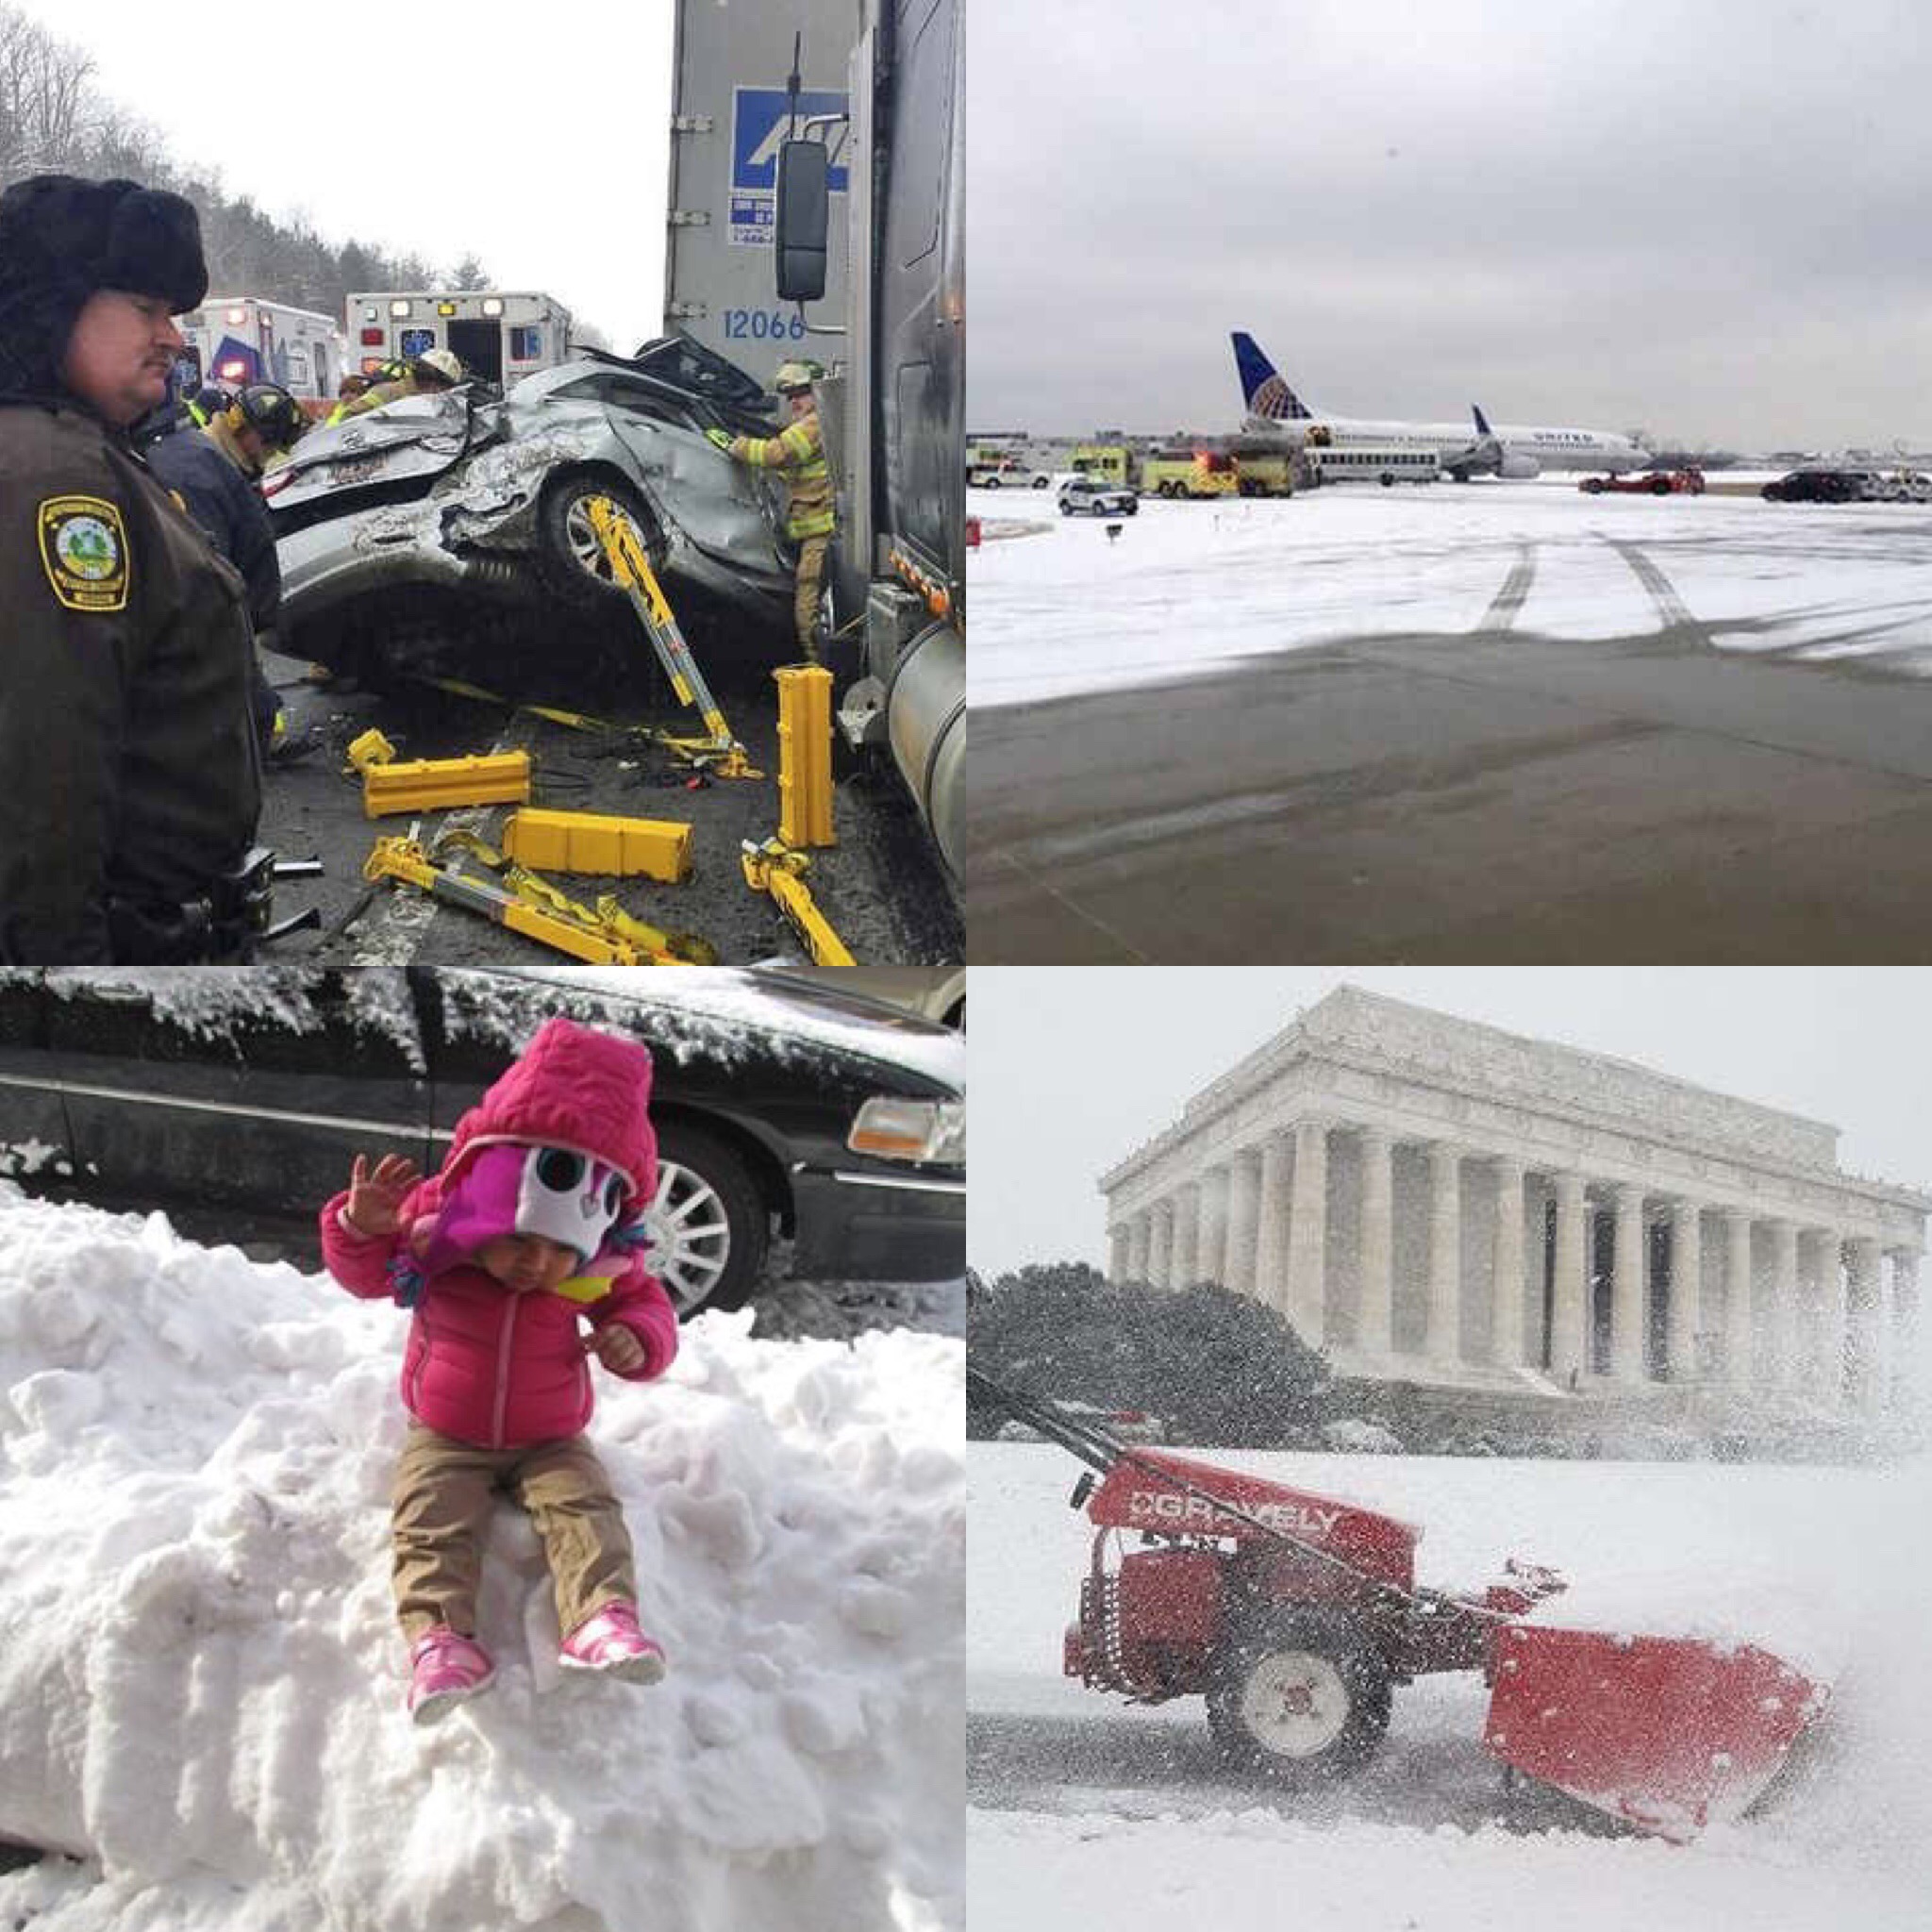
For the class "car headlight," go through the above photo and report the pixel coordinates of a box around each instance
[848,1096,965,1166]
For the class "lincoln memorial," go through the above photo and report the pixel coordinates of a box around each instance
[1099,989,1927,1415]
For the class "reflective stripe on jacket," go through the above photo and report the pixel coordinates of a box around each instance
[729,407,836,540]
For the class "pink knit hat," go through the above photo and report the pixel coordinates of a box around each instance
[413,1017,658,1276]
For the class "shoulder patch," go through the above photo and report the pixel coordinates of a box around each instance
[38,495,129,612]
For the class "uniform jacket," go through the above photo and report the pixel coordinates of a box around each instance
[728,405,836,540]
[320,1016,678,1449]
[0,400,261,961]
[143,422,280,635]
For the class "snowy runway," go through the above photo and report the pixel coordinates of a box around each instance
[965,484,1932,961]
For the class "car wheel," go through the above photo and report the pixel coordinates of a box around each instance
[1059,502,1074,516]
[539,474,656,608]
[1206,1608,1392,1788]
[641,1122,771,1317]
[984,475,1002,489]
[1651,477,1671,494]
[1031,475,1049,489]
[1582,479,1604,494]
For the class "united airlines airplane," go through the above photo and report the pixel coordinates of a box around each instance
[1232,332,1648,479]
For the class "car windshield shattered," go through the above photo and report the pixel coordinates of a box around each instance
[264,336,795,681]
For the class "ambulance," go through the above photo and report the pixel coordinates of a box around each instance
[345,291,574,388]
[178,296,348,402]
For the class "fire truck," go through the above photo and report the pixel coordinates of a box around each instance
[344,291,573,388]
[177,296,347,402]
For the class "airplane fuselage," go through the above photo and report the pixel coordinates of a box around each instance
[1244,410,1645,475]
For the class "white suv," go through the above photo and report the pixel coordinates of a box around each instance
[1057,475,1138,517]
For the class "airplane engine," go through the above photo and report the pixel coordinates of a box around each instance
[1498,451,1541,479]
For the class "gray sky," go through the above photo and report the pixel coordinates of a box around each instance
[25,1,677,349]
[968,969,1932,1280]
[969,0,1932,452]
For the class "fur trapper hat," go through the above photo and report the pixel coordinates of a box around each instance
[0,174,207,400]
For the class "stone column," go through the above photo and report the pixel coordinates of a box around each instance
[1357,1128,1395,1356]
[1490,1156,1526,1369]
[1424,1142,1461,1364]
[1224,1148,1262,1299]
[1108,1221,1131,1285]
[1667,1199,1703,1383]
[1851,1236,1888,1414]
[1147,1199,1174,1291]
[1610,1184,1647,1385]
[1766,1220,1800,1388]
[1893,1251,1923,1409]
[1285,1121,1329,1348]
[1816,1234,1849,1407]
[1723,1208,1755,1390]
[1126,1213,1152,1286]
[1550,1174,1590,1385]
[1253,1131,1291,1318]
[1171,1181,1201,1290]
[1198,1164,1230,1289]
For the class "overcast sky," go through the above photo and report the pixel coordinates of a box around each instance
[25,1,678,349]
[969,0,1932,452]
[968,969,1932,1280]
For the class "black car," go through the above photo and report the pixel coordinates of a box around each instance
[0,967,965,1317]
[1760,468,1873,503]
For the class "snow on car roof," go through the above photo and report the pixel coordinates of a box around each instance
[4,969,963,1095]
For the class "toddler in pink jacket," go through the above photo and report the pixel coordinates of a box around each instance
[322,1015,680,1724]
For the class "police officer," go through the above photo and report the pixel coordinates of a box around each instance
[0,174,263,962]
[708,360,835,661]
[144,380,308,764]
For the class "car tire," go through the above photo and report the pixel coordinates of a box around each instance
[1059,502,1074,516]
[538,474,656,608]
[642,1122,771,1317]
[1651,477,1671,494]
[1582,479,1604,494]
[1031,475,1049,489]
[984,475,1002,489]
[1206,1607,1392,1788]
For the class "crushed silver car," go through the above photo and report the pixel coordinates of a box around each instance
[263,337,795,676]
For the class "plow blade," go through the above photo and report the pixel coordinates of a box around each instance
[1484,1624,1830,1840]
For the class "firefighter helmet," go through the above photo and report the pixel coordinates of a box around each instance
[231,382,306,452]
[414,347,463,386]
[774,360,818,395]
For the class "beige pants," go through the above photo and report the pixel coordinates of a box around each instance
[793,534,831,661]
[391,1422,637,1642]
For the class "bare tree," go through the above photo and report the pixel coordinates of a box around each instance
[0,7,93,177]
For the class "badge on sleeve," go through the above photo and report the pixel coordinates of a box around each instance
[38,495,129,612]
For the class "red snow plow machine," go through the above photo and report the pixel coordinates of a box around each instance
[973,1371,1831,1840]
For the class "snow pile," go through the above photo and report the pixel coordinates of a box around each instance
[0,1191,962,1932]
[970,1441,1932,1931]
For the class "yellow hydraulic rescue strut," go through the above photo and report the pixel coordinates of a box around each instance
[741,839,855,965]
[582,496,760,778]
[364,837,643,963]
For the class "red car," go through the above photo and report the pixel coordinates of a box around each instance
[1579,467,1706,495]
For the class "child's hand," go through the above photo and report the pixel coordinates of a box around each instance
[587,1324,647,1374]
[345,1152,420,1238]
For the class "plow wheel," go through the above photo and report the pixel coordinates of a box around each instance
[1206,1608,1392,1787]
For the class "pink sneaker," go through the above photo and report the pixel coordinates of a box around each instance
[407,1626,496,1724]
[558,1602,667,1685]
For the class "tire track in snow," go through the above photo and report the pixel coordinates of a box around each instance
[1604,537,1712,647]
[1475,543,1537,634]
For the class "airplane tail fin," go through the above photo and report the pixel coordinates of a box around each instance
[1473,403,1494,437]
[1232,331,1313,422]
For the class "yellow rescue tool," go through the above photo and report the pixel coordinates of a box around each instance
[582,495,760,778]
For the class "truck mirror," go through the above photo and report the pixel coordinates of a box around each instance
[774,138,829,303]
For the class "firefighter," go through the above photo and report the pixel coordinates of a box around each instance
[326,346,463,425]
[144,381,311,765]
[336,371,372,405]
[707,360,835,661]
[0,173,263,963]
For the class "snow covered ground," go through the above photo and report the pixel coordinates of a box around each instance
[968,1441,1932,1932]
[969,480,1932,707]
[0,1190,962,1932]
